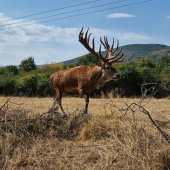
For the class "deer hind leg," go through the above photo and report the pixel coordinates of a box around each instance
[84,94,89,114]
[53,90,65,113]
[79,89,89,114]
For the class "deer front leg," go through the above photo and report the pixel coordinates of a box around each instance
[53,90,65,114]
[84,94,89,114]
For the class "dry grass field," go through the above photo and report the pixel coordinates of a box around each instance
[1,96,170,169]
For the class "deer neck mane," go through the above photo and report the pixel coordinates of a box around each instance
[91,66,108,89]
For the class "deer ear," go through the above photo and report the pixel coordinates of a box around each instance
[97,62,102,66]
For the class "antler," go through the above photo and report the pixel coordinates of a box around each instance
[79,27,125,63]
[100,36,125,63]
[79,27,108,63]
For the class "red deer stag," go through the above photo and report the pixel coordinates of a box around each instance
[50,27,125,114]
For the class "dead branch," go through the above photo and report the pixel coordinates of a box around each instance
[103,79,170,145]
[0,92,17,110]
[112,100,170,144]
[141,78,170,97]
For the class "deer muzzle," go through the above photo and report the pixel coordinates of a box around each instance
[112,73,120,81]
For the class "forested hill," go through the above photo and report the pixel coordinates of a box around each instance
[63,44,170,65]
[121,44,170,62]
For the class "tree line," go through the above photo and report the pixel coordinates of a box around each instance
[0,54,170,97]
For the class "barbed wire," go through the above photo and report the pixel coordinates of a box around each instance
[0,0,153,31]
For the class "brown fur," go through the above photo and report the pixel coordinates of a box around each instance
[50,27,124,114]
[50,64,119,114]
[51,65,103,95]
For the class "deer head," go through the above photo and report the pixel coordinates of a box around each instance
[78,27,125,81]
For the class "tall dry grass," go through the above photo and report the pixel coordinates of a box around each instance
[0,96,170,169]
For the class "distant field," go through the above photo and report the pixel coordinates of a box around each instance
[1,96,170,117]
[0,96,170,169]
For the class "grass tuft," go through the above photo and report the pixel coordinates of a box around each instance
[0,97,170,169]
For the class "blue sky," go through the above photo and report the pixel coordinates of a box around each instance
[0,0,170,66]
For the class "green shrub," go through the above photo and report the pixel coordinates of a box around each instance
[37,73,54,96]
[16,73,37,95]
[0,74,18,95]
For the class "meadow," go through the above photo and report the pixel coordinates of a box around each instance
[0,96,170,169]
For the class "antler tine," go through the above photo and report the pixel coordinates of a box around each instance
[92,37,95,50]
[104,36,106,45]
[111,40,119,55]
[113,53,125,63]
[111,38,114,52]
[87,33,92,44]
[78,27,107,63]
[116,39,119,50]
[99,35,125,63]
[99,44,102,56]
[104,52,108,59]
[104,36,109,47]
[98,43,108,59]
[109,51,125,63]
[85,27,89,40]
[78,27,84,40]
[80,27,84,34]
[117,56,125,62]
[108,48,123,61]
[100,37,106,49]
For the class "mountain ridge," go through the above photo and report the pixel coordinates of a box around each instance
[35,44,170,67]
[61,44,170,66]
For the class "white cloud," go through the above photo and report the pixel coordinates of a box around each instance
[166,16,170,18]
[107,13,135,18]
[0,13,78,45]
[85,28,152,41]
[0,13,155,66]
[114,32,152,41]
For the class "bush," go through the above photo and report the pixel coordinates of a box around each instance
[0,74,18,95]
[5,65,18,75]
[1,55,170,97]
[37,63,66,74]
[37,73,54,96]
[16,73,38,95]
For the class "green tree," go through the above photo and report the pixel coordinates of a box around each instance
[0,67,6,75]
[159,65,170,91]
[77,53,100,66]
[16,73,37,95]
[19,57,36,72]
[5,65,18,75]
[0,74,17,95]
[158,56,170,65]
[137,58,155,68]
[136,58,158,83]
[138,67,158,83]
[156,56,170,72]
[37,73,53,96]
[67,63,76,68]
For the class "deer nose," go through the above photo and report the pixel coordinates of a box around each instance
[116,74,120,78]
